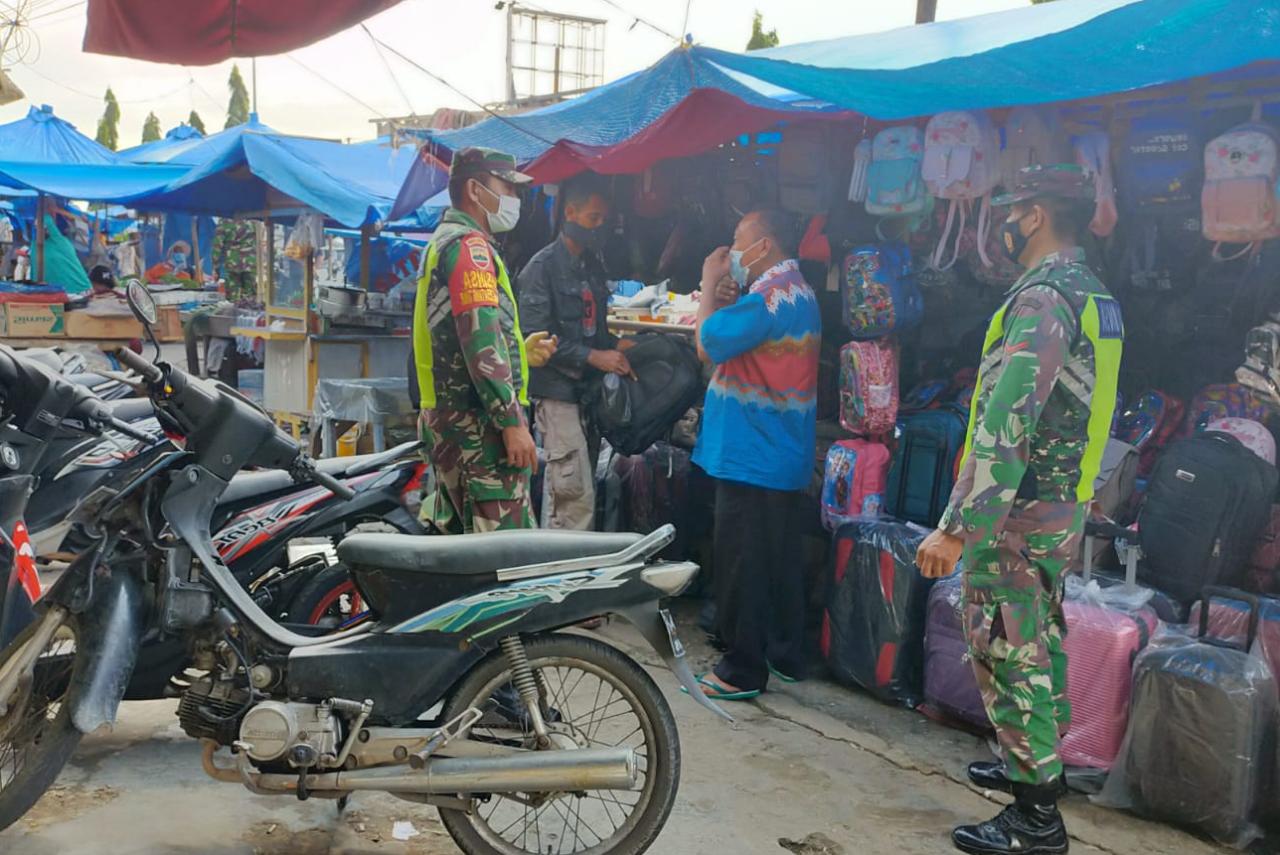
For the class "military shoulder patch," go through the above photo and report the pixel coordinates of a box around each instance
[463,234,493,271]
[1094,297,1124,339]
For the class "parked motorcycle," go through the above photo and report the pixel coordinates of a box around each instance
[0,284,725,854]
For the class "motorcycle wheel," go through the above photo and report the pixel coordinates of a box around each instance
[438,633,680,855]
[284,563,365,628]
[0,611,85,831]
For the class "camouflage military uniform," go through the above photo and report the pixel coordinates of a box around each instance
[413,208,532,534]
[937,247,1123,787]
[212,218,258,302]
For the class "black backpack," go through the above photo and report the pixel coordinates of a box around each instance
[1137,431,1279,602]
[589,334,703,456]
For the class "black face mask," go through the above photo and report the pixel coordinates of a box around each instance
[999,210,1037,266]
[563,220,605,251]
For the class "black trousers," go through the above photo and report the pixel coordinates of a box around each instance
[711,478,806,691]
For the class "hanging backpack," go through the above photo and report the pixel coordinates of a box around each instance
[1000,107,1069,191]
[865,125,927,218]
[820,439,891,531]
[1119,115,1202,213]
[1236,318,1280,406]
[1112,389,1186,478]
[1202,119,1280,259]
[778,124,830,215]
[922,111,1001,270]
[1184,382,1270,434]
[838,339,899,437]
[848,137,872,203]
[1074,130,1119,237]
[841,242,923,339]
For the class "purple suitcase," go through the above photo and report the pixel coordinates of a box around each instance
[922,573,991,730]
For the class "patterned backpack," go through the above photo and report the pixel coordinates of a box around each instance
[1113,389,1186,477]
[1184,382,1271,434]
[865,125,927,217]
[922,111,1002,270]
[1000,107,1069,191]
[820,439,891,531]
[841,242,923,339]
[839,339,900,437]
[1202,119,1280,259]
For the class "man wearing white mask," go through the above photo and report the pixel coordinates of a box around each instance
[690,208,821,700]
[411,147,554,533]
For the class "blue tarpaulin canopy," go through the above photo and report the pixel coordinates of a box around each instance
[698,0,1280,119]
[119,115,277,167]
[118,123,206,165]
[0,104,119,165]
[0,161,188,199]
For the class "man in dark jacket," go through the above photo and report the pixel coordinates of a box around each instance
[518,177,633,529]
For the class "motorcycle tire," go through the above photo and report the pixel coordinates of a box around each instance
[283,563,365,628]
[437,633,680,855]
[0,611,87,832]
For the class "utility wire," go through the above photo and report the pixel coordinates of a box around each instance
[362,27,416,116]
[592,0,679,41]
[285,53,388,120]
[359,24,559,147]
[681,0,693,39]
[20,65,191,103]
[26,0,83,21]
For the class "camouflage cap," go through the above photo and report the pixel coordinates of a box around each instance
[992,163,1095,206]
[449,146,533,185]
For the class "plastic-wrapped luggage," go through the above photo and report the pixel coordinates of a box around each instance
[922,572,991,730]
[821,519,935,707]
[1188,592,1280,680]
[1101,588,1280,848]
[885,408,967,527]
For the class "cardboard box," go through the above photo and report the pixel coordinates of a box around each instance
[2,303,64,337]
[63,310,143,340]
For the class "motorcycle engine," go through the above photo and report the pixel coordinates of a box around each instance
[177,675,251,746]
[239,701,341,767]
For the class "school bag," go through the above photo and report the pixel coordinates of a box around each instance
[1119,114,1202,213]
[1074,130,1119,237]
[1236,318,1280,405]
[865,125,927,218]
[1112,389,1185,477]
[820,439,890,531]
[885,407,967,528]
[1203,417,1276,465]
[838,339,899,437]
[1117,589,1278,848]
[590,334,704,456]
[1201,118,1280,258]
[841,242,924,339]
[822,519,937,707]
[1137,431,1279,603]
[778,123,830,215]
[847,137,872,203]
[1000,107,1070,192]
[922,110,1001,270]
[1184,382,1270,434]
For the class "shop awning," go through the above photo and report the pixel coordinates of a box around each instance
[118,124,206,165]
[0,161,187,199]
[83,0,405,65]
[0,104,118,165]
[389,48,848,218]
[696,0,1280,119]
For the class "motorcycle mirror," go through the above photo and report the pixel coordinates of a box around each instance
[124,279,162,361]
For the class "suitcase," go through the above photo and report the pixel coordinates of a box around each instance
[1247,504,1280,595]
[1120,588,1279,846]
[822,519,935,707]
[1188,592,1280,682]
[1137,431,1278,603]
[922,572,992,730]
[885,408,967,527]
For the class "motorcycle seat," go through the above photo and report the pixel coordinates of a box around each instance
[107,397,155,422]
[219,442,418,508]
[337,530,644,578]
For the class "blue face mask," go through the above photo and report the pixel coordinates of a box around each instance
[171,252,188,268]
[729,238,765,290]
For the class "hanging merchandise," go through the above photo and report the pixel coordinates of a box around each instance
[1183,382,1271,434]
[841,242,923,338]
[865,125,927,218]
[778,124,831,215]
[921,111,1001,270]
[1074,130,1119,237]
[1201,117,1280,259]
[838,338,900,436]
[1235,317,1280,406]
[999,107,1071,192]
[819,439,890,530]
[285,213,325,259]
[847,137,872,203]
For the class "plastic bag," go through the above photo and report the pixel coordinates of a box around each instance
[1064,573,1153,613]
[285,213,324,259]
[1095,620,1279,849]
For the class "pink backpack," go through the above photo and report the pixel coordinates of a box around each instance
[1202,117,1280,259]
[820,439,890,531]
[838,339,899,436]
[922,111,1001,270]
[1074,130,1119,238]
[1204,417,1277,466]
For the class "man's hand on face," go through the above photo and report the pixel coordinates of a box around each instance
[701,246,731,290]
[501,424,538,470]
[714,276,740,306]
[916,529,964,579]
[588,349,635,379]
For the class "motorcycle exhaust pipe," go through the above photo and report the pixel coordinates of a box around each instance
[250,748,639,795]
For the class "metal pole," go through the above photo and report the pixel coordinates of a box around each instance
[504,3,516,104]
[915,0,938,24]
[252,58,258,113]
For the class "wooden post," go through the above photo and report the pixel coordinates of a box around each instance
[34,195,45,282]
[304,249,315,333]
[266,215,275,308]
[190,218,202,283]
[915,0,937,24]
[359,223,372,292]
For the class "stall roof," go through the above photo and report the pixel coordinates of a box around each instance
[697,0,1280,119]
[0,161,187,198]
[118,124,206,165]
[0,104,118,165]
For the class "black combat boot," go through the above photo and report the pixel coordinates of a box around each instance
[952,782,1069,855]
[967,760,1013,793]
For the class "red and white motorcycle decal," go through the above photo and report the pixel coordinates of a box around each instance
[12,521,40,603]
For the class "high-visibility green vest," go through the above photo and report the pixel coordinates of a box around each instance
[960,263,1123,504]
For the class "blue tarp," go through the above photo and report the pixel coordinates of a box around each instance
[0,104,118,165]
[0,161,188,199]
[118,124,206,165]
[119,115,276,167]
[698,0,1280,119]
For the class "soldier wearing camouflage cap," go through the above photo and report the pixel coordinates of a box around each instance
[411,147,556,533]
[917,164,1123,855]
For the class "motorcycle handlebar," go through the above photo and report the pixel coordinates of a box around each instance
[114,347,163,384]
[108,417,158,444]
[294,457,356,501]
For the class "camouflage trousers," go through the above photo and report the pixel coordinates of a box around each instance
[962,501,1085,786]
[419,408,534,534]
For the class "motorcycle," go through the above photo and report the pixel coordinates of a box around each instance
[0,283,725,854]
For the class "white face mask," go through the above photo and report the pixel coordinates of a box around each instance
[475,180,521,234]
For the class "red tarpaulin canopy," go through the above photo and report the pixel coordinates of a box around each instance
[83,0,404,64]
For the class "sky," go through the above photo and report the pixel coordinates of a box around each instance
[0,0,1027,146]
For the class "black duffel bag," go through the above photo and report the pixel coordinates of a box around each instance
[589,333,704,456]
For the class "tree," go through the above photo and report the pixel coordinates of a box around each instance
[746,10,779,50]
[94,87,120,151]
[188,110,206,134]
[141,112,161,143]
[225,64,250,129]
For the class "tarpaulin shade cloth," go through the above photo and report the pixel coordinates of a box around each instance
[698,0,1280,119]
[83,0,405,64]
[0,161,187,199]
[0,105,118,165]
[119,115,276,167]
[119,124,206,165]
